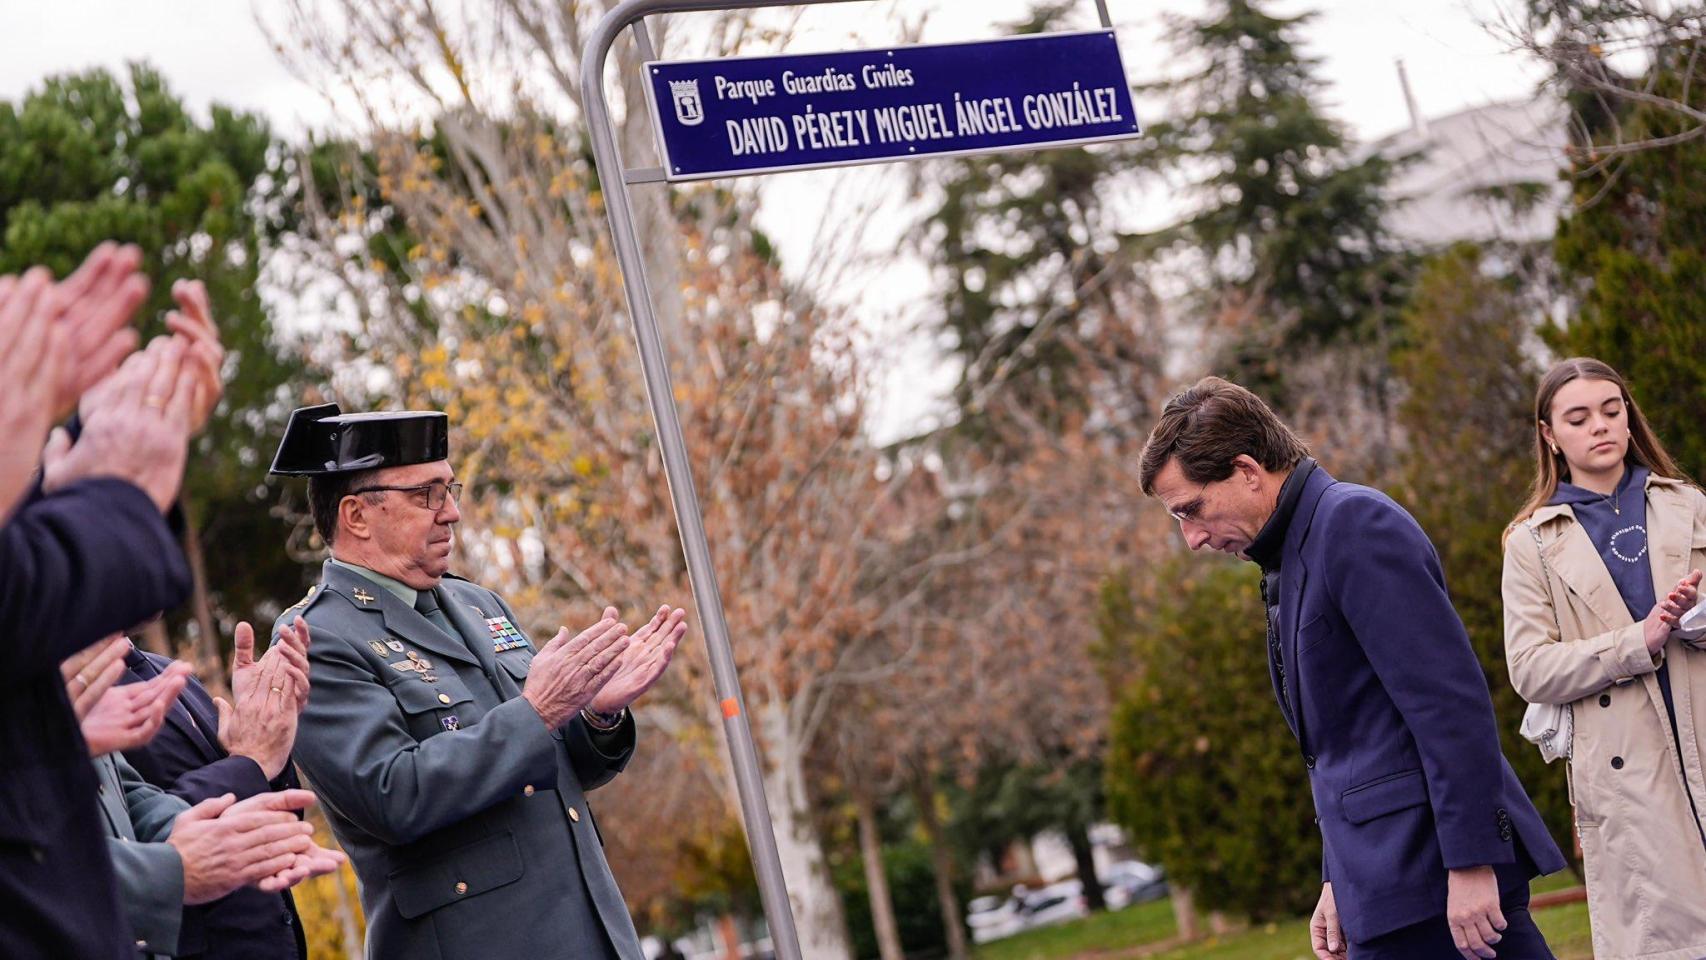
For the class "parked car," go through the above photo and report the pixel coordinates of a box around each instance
[1102,860,1169,909]
[1017,879,1088,930]
[967,894,1025,944]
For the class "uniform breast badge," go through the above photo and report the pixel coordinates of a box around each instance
[486,616,528,652]
[368,640,390,657]
[390,652,439,683]
[441,716,461,732]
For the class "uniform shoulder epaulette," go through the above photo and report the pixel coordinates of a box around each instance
[271,583,335,640]
[282,584,321,615]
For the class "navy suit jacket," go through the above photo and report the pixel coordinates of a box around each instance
[0,478,191,960]
[119,649,306,959]
[1276,468,1565,941]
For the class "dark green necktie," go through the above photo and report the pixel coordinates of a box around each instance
[414,588,458,640]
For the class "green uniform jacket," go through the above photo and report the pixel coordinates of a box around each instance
[277,561,642,960]
[94,752,188,959]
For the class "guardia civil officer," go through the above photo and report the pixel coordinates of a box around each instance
[1139,377,1566,960]
[269,404,687,960]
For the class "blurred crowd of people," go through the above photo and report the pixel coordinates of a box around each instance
[0,244,343,960]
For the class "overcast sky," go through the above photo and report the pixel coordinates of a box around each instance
[0,0,1552,439]
[0,1,1547,142]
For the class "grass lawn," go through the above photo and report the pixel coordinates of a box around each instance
[975,875,1591,960]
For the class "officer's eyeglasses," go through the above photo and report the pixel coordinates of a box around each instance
[349,480,464,511]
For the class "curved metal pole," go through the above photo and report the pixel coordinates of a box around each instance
[581,2,871,957]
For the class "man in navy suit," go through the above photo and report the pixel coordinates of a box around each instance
[114,618,315,960]
[1139,377,1566,960]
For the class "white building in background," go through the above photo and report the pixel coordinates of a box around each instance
[1370,63,1570,248]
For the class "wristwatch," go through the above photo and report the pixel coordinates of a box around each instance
[581,707,627,731]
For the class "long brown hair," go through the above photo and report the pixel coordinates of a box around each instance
[1509,357,1690,535]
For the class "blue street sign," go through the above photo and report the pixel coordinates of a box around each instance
[643,30,1141,181]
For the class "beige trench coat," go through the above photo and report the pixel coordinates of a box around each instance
[1503,474,1706,960]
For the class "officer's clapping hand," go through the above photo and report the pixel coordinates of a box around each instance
[166,789,322,905]
[521,611,630,729]
[587,605,688,716]
[41,337,197,512]
[215,620,310,780]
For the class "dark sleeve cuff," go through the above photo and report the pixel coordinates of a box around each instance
[168,755,272,806]
[584,711,636,761]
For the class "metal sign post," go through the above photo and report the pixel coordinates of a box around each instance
[580,3,1132,956]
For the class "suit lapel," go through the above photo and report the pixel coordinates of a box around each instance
[127,652,220,760]
[162,698,216,759]
[93,756,135,840]
[1279,468,1335,746]
[320,561,480,668]
[173,682,223,760]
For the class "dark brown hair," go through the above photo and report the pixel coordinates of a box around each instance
[307,468,381,546]
[1139,376,1311,495]
[1509,357,1690,533]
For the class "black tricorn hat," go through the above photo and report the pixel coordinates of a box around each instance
[269,403,450,476]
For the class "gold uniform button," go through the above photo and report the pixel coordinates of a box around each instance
[454,882,468,895]
[523,785,535,797]
[568,807,581,823]
[437,693,452,705]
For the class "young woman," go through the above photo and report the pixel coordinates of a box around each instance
[1503,357,1705,960]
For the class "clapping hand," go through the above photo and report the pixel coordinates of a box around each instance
[80,661,191,758]
[0,270,72,514]
[1647,570,1704,654]
[61,635,131,722]
[52,243,149,412]
[521,614,630,729]
[256,838,348,893]
[42,337,197,512]
[216,620,311,780]
[62,635,191,757]
[587,605,688,717]
[162,279,225,436]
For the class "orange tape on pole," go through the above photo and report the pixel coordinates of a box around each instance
[721,698,740,719]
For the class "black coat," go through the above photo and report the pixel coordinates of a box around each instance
[119,649,307,960]
[0,478,191,960]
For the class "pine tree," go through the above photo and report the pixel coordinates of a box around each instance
[1548,44,1706,480]
[0,65,309,670]
[915,3,1163,444]
[1139,0,1409,395]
